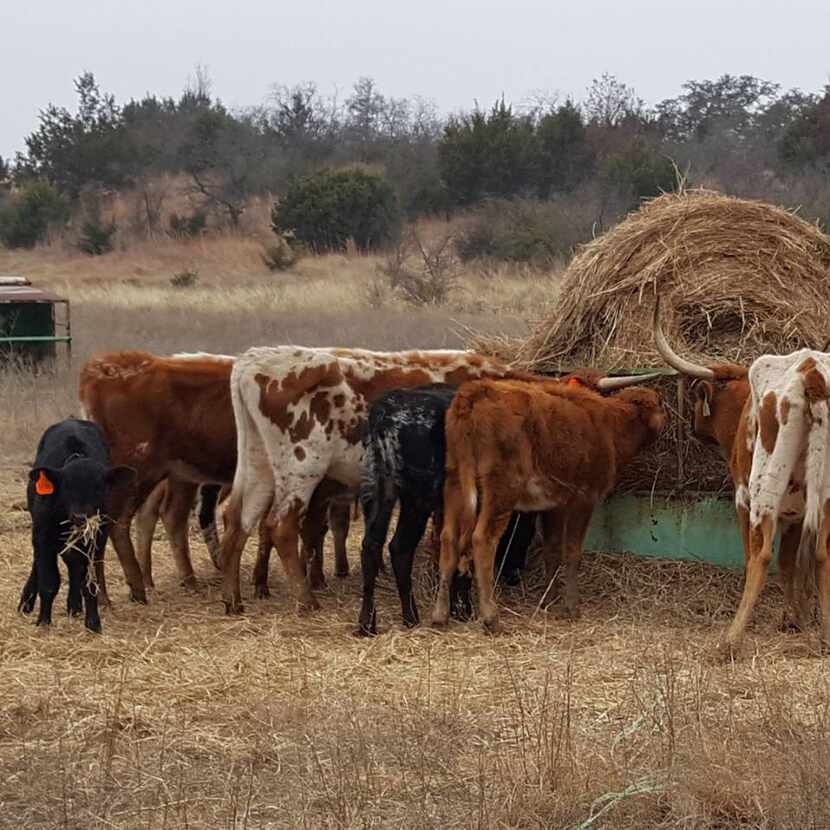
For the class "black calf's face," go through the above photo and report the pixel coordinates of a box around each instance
[31,460,134,522]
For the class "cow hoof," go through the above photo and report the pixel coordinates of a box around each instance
[403,614,420,629]
[335,568,350,579]
[778,616,804,634]
[35,618,52,628]
[715,639,739,663]
[68,607,83,618]
[431,615,449,629]
[254,584,271,600]
[482,617,501,635]
[451,604,474,622]
[353,624,377,638]
[129,590,148,605]
[85,619,102,634]
[308,577,327,591]
[297,597,320,614]
[224,602,244,615]
[18,597,36,615]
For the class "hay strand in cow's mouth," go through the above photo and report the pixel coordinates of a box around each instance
[59,512,105,594]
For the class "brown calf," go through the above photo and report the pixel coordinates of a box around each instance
[432,378,666,631]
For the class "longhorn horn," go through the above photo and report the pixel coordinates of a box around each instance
[652,294,715,380]
[596,372,665,391]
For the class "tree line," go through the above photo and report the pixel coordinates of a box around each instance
[1,69,829,252]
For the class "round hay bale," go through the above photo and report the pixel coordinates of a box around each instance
[470,189,830,496]
[516,188,830,372]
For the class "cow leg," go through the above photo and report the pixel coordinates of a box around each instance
[196,484,223,568]
[92,556,112,608]
[35,553,60,627]
[159,479,200,589]
[815,508,830,651]
[471,503,513,633]
[18,557,38,614]
[81,561,102,634]
[389,497,430,630]
[355,493,395,636]
[539,510,565,602]
[560,506,593,620]
[301,489,331,591]
[271,504,320,613]
[330,500,352,578]
[495,512,531,587]
[135,480,166,590]
[252,515,276,599]
[778,523,805,632]
[64,553,84,617]
[450,571,475,621]
[722,515,776,658]
[432,494,463,628]
[107,483,154,604]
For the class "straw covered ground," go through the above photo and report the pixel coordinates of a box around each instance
[4,485,830,829]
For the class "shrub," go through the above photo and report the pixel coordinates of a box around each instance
[169,210,207,238]
[170,269,198,288]
[261,236,299,271]
[599,140,678,209]
[380,232,459,306]
[78,217,116,255]
[0,182,69,248]
[272,168,401,253]
[456,198,593,265]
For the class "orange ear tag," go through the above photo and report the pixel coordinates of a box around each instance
[35,471,54,496]
[566,377,583,387]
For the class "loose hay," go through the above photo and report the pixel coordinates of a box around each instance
[3,509,830,829]
[472,188,830,494]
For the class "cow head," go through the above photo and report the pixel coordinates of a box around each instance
[652,295,749,455]
[30,459,135,524]
[614,386,668,442]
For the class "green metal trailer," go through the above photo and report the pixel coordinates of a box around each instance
[0,276,71,367]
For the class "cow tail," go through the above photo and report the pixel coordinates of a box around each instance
[796,397,829,596]
[359,428,385,537]
[446,393,479,562]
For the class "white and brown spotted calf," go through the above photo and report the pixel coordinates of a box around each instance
[722,349,830,656]
[218,347,515,613]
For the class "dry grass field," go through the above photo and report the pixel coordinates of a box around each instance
[2,240,830,828]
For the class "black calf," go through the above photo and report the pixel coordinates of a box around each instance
[18,419,134,633]
[357,384,534,635]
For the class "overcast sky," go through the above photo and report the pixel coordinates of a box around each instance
[3,0,829,160]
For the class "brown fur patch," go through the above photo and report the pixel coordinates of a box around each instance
[799,357,829,404]
[309,391,332,426]
[780,397,791,425]
[759,391,779,454]
[256,362,342,433]
[294,446,306,461]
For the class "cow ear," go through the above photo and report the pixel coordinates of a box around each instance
[105,466,136,489]
[31,467,60,496]
[694,380,714,416]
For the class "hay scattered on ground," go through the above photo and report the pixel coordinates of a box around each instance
[4,499,830,829]
[475,188,830,372]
